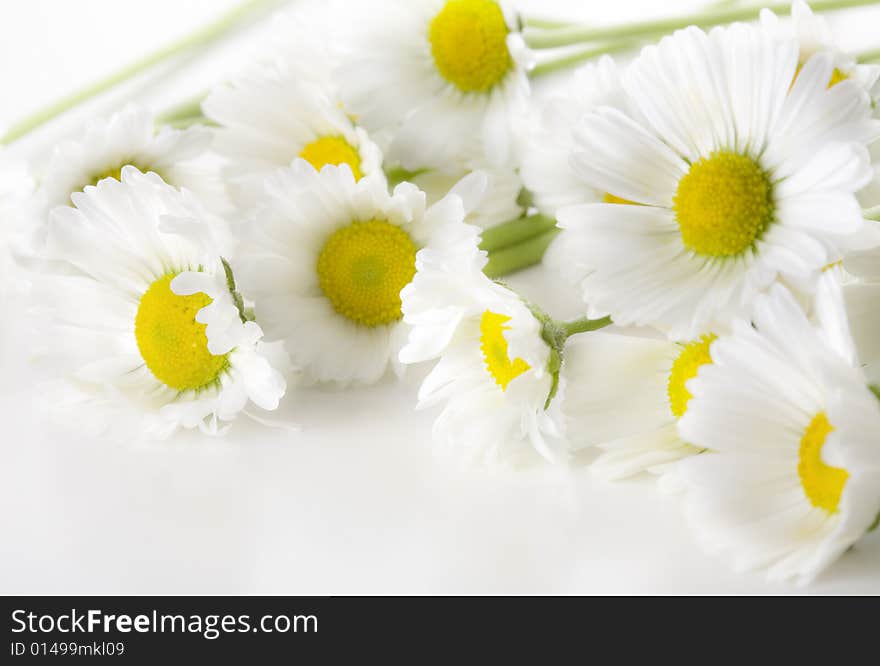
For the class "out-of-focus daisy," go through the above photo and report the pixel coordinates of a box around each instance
[203,61,384,208]
[843,246,880,384]
[261,0,344,87]
[338,0,533,170]
[405,160,524,230]
[35,104,216,215]
[0,159,35,286]
[677,281,880,584]
[520,55,630,217]
[563,331,721,480]
[399,218,566,466]
[33,167,287,438]
[761,0,880,94]
[238,162,486,385]
[557,23,879,339]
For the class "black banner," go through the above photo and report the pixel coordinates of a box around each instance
[0,596,872,659]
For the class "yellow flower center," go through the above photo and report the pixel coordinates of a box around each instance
[793,62,848,89]
[673,151,774,257]
[798,412,848,514]
[429,0,513,93]
[603,192,639,205]
[827,68,848,88]
[667,335,717,419]
[479,311,531,391]
[299,136,364,180]
[316,219,417,327]
[71,162,157,204]
[134,273,229,392]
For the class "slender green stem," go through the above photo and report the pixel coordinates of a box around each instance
[871,385,880,402]
[162,114,217,130]
[865,206,880,221]
[561,316,614,338]
[530,39,641,78]
[1,0,285,145]
[524,0,880,49]
[484,228,560,278]
[859,46,880,63]
[480,213,557,253]
[520,16,573,30]
[385,165,430,189]
[156,91,209,125]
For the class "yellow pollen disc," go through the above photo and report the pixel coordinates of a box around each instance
[603,192,639,205]
[429,0,513,93]
[299,136,364,180]
[673,151,774,257]
[134,273,229,392]
[798,412,848,514]
[667,335,717,419]
[479,311,530,391]
[316,219,417,327]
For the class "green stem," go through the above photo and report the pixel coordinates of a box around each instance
[561,316,614,338]
[871,385,880,402]
[1,0,285,145]
[529,307,614,409]
[524,0,880,49]
[162,114,217,130]
[520,16,573,30]
[480,214,557,253]
[865,206,880,222]
[857,46,880,63]
[484,228,560,278]
[530,39,641,78]
[385,165,430,189]
[156,91,209,126]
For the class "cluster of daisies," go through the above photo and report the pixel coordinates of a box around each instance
[3,0,880,585]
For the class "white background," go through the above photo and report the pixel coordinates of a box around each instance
[2,0,880,594]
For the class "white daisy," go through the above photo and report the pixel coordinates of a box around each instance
[261,0,345,87]
[520,55,631,217]
[337,0,533,171]
[0,159,35,287]
[35,103,217,215]
[33,167,287,438]
[399,217,566,466]
[761,0,880,95]
[842,246,880,384]
[556,23,879,339]
[202,60,384,209]
[238,161,487,385]
[405,160,524,230]
[676,281,880,584]
[563,330,720,480]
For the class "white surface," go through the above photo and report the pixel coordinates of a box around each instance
[2,0,880,594]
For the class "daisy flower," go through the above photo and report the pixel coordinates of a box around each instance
[556,23,879,339]
[761,0,880,95]
[337,0,533,171]
[202,60,384,209]
[0,159,35,285]
[237,161,487,385]
[405,160,524,230]
[399,218,566,466]
[676,280,880,584]
[520,55,631,217]
[562,330,721,480]
[842,246,880,385]
[33,167,287,438]
[35,104,216,215]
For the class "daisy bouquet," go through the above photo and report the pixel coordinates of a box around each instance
[3,0,880,586]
